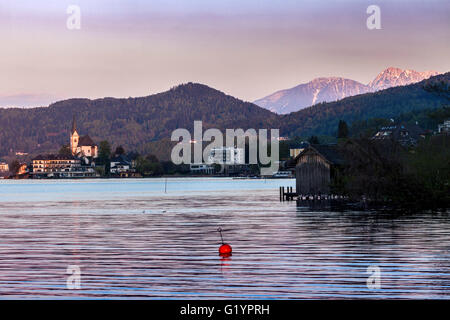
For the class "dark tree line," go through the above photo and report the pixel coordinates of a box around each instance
[0,73,448,161]
[331,136,449,211]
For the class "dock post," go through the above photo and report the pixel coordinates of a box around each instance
[279,187,282,202]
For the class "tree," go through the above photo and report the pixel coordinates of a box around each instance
[58,145,72,156]
[146,154,159,163]
[114,145,125,155]
[308,136,320,144]
[98,141,111,162]
[136,156,153,176]
[9,160,21,175]
[98,140,112,175]
[136,154,164,176]
[337,120,349,139]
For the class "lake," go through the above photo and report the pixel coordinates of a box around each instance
[0,178,449,299]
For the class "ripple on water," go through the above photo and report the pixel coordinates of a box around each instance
[0,179,449,299]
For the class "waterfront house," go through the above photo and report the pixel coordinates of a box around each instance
[17,163,29,175]
[0,161,8,173]
[110,155,132,174]
[207,147,244,165]
[190,163,215,175]
[294,144,345,195]
[372,122,425,146]
[438,119,450,134]
[32,154,97,178]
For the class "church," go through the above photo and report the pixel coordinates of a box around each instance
[70,117,98,158]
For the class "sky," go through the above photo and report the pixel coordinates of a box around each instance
[0,0,449,107]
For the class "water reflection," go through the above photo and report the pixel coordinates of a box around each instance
[0,178,449,299]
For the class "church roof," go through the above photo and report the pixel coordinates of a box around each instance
[78,135,97,147]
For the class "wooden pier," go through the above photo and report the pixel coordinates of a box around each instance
[279,186,296,201]
[279,186,347,203]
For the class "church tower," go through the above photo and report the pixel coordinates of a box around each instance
[70,115,79,155]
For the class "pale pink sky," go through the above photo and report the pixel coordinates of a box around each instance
[0,0,449,107]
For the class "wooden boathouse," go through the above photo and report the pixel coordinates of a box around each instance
[294,144,345,195]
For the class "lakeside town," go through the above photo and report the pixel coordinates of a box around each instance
[0,116,291,180]
[1,115,449,199]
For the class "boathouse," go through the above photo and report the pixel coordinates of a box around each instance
[294,144,345,195]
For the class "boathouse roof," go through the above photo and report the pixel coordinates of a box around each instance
[294,144,346,166]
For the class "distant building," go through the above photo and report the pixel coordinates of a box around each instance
[289,142,310,158]
[438,120,450,134]
[273,171,293,178]
[0,161,8,173]
[207,147,244,165]
[17,163,28,175]
[110,155,132,174]
[295,144,345,195]
[372,122,425,146]
[70,116,99,158]
[190,163,215,175]
[32,154,97,178]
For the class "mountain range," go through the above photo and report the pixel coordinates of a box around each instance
[254,67,441,114]
[0,72,448,160]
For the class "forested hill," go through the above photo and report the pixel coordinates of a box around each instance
[0,83,279,157]
[0,73,448,158]
[282,72,450,137]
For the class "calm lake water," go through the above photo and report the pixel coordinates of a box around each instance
[0,178,449,299]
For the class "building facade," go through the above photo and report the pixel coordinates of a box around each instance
[372,122,425,146]
[32,154,97,178]
[0,161,8,173]
[295,145,344,195]
[110,155,132,174]
[289,142,310,158]
[70,116,98,158]
[190,163,215,175]
[438,120,450,134]
[207,147,244,165]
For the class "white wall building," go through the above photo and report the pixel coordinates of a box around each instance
[438,120,450,134]
[207,147,244,165]
[190,163,215,175]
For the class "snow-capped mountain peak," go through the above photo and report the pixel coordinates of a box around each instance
[368,67,440,91]
[254,67,441,114]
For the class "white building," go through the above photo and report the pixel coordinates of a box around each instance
[438,120,450,134]
[32,154,97,178]
[190,163,215,175]
[207,147,244,165]
[110,155,132,174]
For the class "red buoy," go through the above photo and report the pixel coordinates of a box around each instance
[217,227,232,256]
[219,243,232,255]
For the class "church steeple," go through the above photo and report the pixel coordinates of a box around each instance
[71,115,77,134]
[70,115,79,155]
